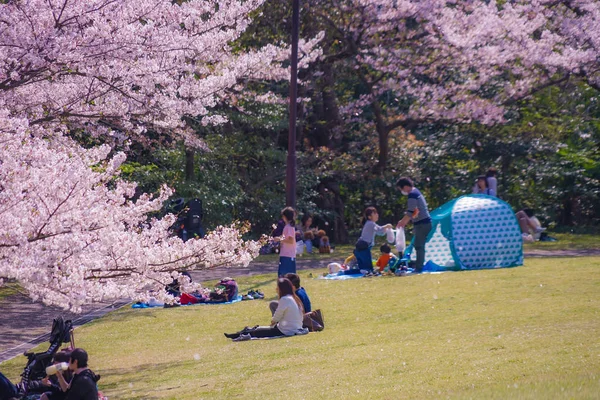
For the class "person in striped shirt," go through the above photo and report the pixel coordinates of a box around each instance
[396,177,432,273]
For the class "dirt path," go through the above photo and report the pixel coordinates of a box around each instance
[2,249,599,363]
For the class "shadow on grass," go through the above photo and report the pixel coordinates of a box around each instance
[101,359,213,399]
[99,309,160,322]
[243,277,278,292]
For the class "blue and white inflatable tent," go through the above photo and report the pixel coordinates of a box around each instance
[406,194,523,272]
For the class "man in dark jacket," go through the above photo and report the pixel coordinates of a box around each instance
[57,348,99,400]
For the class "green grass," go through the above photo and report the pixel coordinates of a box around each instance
[0,281,21,301]
[2,257,599,399]
[523,233,600,251]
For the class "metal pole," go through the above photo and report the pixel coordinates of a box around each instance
[286,0,300,208]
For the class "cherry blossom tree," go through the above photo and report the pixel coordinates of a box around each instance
[306,0,600,172]
[0,0,292,311]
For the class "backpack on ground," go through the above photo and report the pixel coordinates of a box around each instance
[209,278,238,302]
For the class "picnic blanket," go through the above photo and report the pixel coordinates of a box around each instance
[132,295,243,309]
[317,272,366,280]
[318,267,419,280]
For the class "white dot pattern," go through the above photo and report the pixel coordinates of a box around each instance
[411,195,523,270]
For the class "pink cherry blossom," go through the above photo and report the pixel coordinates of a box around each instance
[0,0,280,311]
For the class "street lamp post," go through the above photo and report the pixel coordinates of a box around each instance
[286,0,300,208]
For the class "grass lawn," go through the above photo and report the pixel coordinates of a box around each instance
[0,281,21,301]
[2,257,599,399]
[523,233,600,251]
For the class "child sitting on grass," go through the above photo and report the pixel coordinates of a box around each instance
[376,244,397,272]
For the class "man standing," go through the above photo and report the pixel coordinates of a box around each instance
[396,177,432,273]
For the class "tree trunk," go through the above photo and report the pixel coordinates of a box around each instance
[372,100,389,174]
[316,179,349,244]
[321,62,343,149]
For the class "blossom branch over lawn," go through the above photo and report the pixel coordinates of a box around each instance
[0,0,283,311]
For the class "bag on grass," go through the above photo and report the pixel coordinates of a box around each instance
[303,309,324,332]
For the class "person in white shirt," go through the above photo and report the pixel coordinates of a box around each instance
[224,278,305,340]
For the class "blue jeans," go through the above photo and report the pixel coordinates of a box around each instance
[353,246,373,271]
[278,256,296,276]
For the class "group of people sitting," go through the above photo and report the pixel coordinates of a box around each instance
[472,167,498,197]
[1,348,100,400]
[224,273,313,341]
[472,167,549,242]
[261,214,332,256]
[297,215,332,254]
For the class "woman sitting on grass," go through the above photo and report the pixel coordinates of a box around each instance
[224,278,305,341]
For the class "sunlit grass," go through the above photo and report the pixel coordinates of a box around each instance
[2,257,599,399]
[523,233,600,251]
[0,281,21,301]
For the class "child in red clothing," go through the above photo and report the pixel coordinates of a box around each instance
[376,244,396,272]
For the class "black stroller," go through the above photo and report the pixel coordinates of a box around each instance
[18,317,74,396]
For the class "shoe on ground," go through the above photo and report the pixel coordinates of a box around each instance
[248,290,264,299]
[232,333,252,342]
[242,294,253,300]
[534,227,546,233]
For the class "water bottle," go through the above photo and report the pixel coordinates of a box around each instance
[45,362,68,375]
